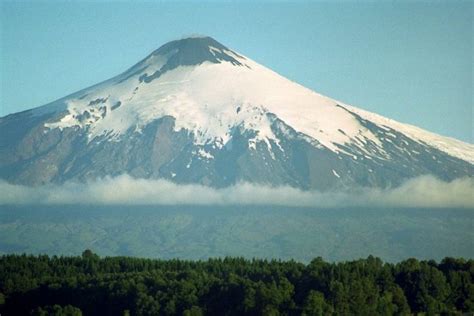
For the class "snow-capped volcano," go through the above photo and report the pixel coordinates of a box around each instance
[1,36,472,189]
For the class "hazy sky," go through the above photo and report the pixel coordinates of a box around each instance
[1,1,472,142]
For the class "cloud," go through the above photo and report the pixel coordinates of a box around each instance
[0,175,473,208]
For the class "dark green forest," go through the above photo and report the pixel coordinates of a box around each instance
[0,251,472,315]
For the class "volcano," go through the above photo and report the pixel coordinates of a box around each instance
[1,36,472,189]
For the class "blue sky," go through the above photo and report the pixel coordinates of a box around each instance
[1,1,472,142]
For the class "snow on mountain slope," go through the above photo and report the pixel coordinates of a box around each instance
[1,36,472,188]
[341,104,474,164]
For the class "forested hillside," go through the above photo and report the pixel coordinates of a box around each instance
[2,206,473,263]
[0,251,472,315]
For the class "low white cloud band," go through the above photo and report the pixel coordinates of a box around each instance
[1,175,473,208]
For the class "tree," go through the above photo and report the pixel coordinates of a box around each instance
[135,293,160,316]
[31,305,82,316]
[82,249,99,260]
[183,306,203,316]
[302,290,333,316]
[390,286,411,315]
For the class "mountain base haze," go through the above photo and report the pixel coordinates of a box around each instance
[1,174,473,208]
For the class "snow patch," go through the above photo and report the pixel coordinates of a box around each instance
[197,148,214,159]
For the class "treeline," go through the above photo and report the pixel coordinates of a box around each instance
[0,251,472,315]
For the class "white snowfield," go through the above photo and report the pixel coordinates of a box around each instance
[43,41,474,164]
